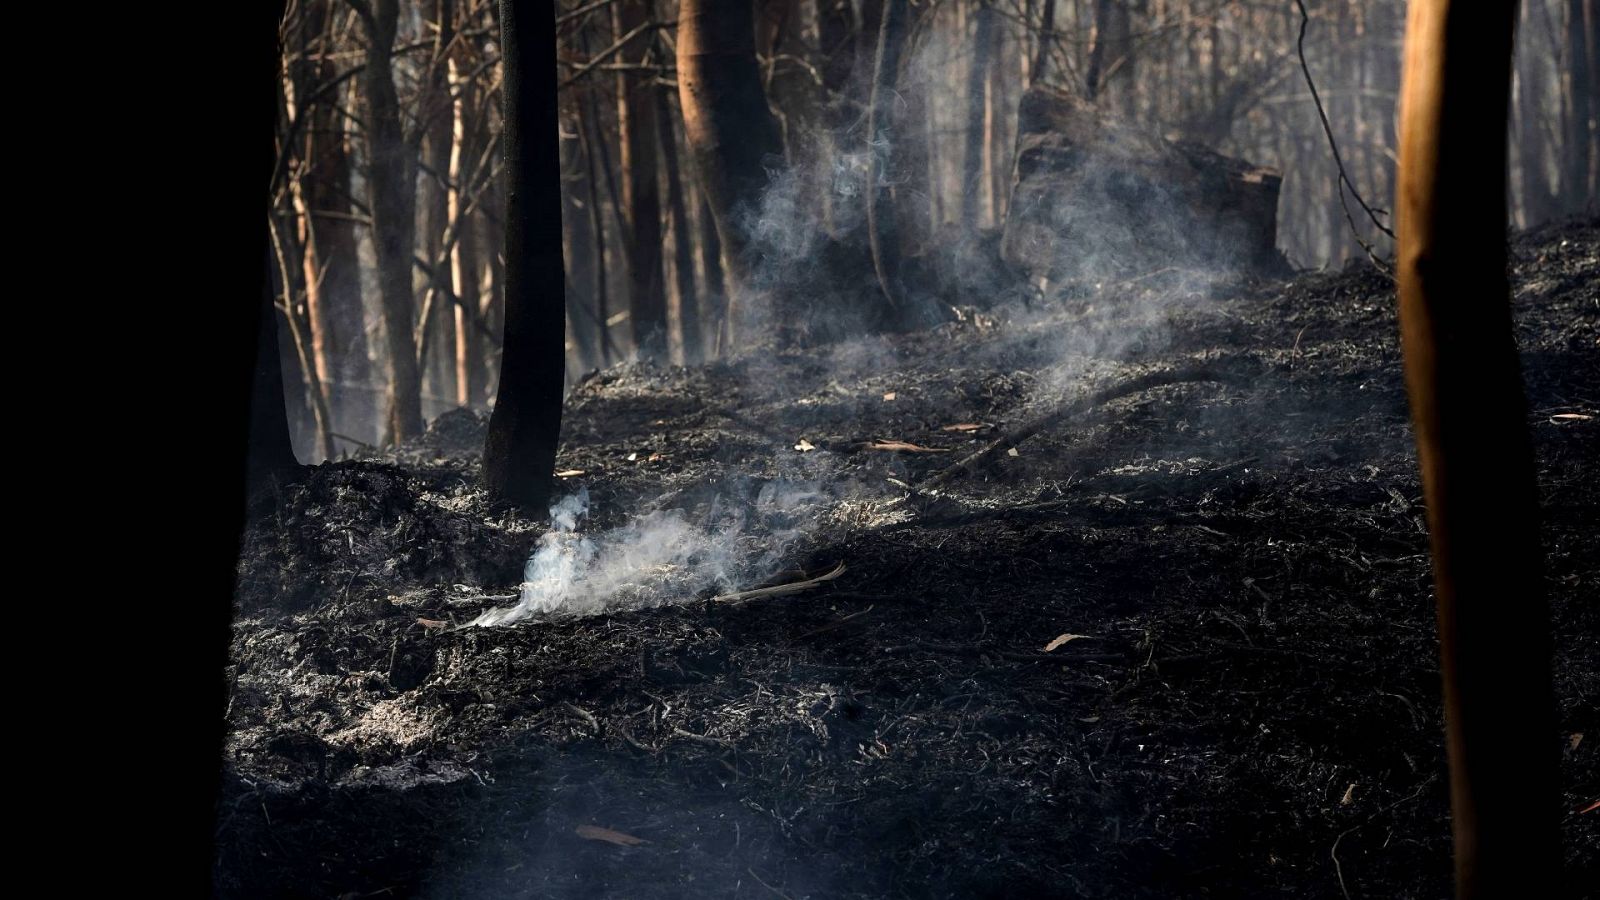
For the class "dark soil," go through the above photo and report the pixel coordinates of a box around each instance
[216,221,1598,899]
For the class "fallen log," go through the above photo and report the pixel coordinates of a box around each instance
[918,358,1265,491]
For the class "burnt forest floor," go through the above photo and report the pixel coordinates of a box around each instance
[217,221,1598,899]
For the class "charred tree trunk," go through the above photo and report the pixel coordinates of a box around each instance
[698,191,728,354]
[1515,1,1554,226]
[1032,0,1056,84]
[1086,0,1113,100]
[1565,0,1596,210]
[352,0,423,443]
[560,117,599,374]
[211,5,295,889]
[676,0,783,344]
[580,101,616,365]
[866,0,909,310]
[655,82,703,364]
[1395,2,1563,897]
[963,0,995,230]
[615,0,667,360]
[484,0,566,511]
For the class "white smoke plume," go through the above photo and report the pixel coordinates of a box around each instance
[474,482,833,626]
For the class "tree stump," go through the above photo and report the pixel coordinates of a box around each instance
[1001,88,1284,282]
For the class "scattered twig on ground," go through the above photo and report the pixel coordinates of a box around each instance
[920,360,1265,491]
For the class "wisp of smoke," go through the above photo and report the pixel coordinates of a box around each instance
[473,482,831,626]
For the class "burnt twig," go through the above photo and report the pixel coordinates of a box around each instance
[919,360,1265,491]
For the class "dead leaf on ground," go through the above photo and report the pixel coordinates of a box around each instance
[1007,447,1020,457]
[882,391,897,401]
[865,440,949,453]
[941,423,986,433]
[1570,732,1584,752]
[1340,783,1357,806]
[1550,413,1593,424]
[795,438,817,452]
[1042,633,1091,652]
[416,618,447,630]
[1578,799,1600,815]
[626,452,638,461]
[555,469,586,478]
[575,825,647,846]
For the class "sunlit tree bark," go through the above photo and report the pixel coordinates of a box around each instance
[1395,2,1562,896]
[676,0,783,345]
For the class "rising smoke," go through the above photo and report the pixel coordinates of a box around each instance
[476,10,1275,627]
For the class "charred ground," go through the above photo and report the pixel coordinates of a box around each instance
[218,221,1597,899]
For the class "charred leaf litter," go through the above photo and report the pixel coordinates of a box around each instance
[220,221,1597,899]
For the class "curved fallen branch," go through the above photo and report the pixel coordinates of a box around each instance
[918,358,1265,491]
[712,562,847,604]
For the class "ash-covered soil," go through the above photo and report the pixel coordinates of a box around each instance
[217,221,1598,899]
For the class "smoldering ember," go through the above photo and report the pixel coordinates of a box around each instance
[221,1,1596,898]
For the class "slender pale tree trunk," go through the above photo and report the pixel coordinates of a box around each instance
[448,54,486,406]
[484,0,566,510]
[1395,2,1562,896]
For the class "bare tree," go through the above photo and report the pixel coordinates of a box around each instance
[616,0,668,359]
[484,0,567,510]
[349,0,423,443]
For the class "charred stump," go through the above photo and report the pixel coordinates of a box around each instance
[1001,88,1285,284]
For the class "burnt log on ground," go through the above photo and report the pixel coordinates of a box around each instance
[1002,88,1286,283]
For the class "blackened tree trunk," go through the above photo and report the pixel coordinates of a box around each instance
[580,100,616,365]
[676,0,783,344]
[485,0,566,511]
[963,0,995,229]
[351,0,423,443]
[221,2,295,887]
[866,0,909,309]
[616,0,667,360]
[1395,2,1562,897]
[1565,0,1596,211]
[1032,0,1056,84]
[655,82,702,364]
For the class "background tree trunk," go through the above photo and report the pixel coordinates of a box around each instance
[656,82,703,364]
[964,1,995,229]
[448,52,487,406]
[616,0,667,359]
[354,0,423,443]
[676,0,783,344]
[1395,2,1563,896]
[484,0,566,511]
